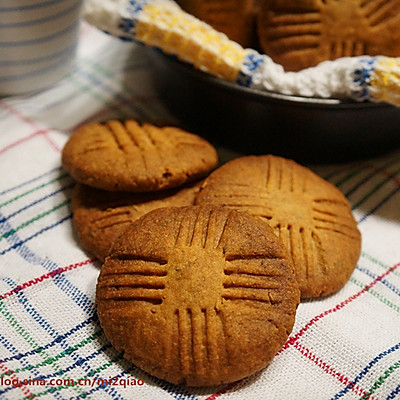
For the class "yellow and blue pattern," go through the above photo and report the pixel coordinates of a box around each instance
[84,0,400,107]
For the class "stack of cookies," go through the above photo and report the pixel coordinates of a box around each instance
[62,119,219,262]
[62,119,361,387]
[175,0,400,71]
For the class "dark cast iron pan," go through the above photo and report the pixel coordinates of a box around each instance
[147,49,400,164]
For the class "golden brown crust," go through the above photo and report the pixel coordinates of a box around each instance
[257,0,400,71]
[96,205,300,386]
[195,155,361,298]
[62,120,218,192]
[176,0,257,48]
[71,181,202,261]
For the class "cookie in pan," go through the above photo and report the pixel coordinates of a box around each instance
[62,120,218,192]
[71,181,202,261]
[195,155,361,298]
[257,0,400,71]
[176,0,257,48]
[96,205,300,386]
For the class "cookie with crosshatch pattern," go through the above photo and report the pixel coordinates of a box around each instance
[175,0,256,48]
[62,120,218,192]
[257,0,400,71]
[96,205,300,386]
[71,181,202,261]
[195,155,361,298]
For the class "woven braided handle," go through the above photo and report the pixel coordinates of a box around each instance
[84,0,400,106]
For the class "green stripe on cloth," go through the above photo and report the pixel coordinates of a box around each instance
[32,353,124,398]
[362,251,400,278]
[0,301,85,397]
[360,360,400,400]
[351,166,400,211]
[0,330,103,377]
[349,277,400,313]
[0,174,70,209]
[0,200,70,241]
[334,169,364,188]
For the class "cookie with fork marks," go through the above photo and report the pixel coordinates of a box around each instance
[62,120,218,192]
[195,155,361,298]
[71,181,202,261]
[96,205,299,386]
[257,0,400,71]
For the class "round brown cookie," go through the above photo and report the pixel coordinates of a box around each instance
[71,181,202,261]
[257,0,400,71]
[96,205,299,387]
[195,155,361,298]
[175,0,257,48]
[62,120,218,192]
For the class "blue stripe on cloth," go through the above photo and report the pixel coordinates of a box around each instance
[0,305,67,400]
[0,333,22,357]
[68,362,200,400]
[357,266,400,297]
[0,314,97,363]
[387,383,400,399]
[68,365,136,400]
[0,332,51,379]
[0,0,81,28]
[0,183,74,225]
[0,344,113,397]
[345,163,400,199]
[0,277,125,399]
[321,156,399,193]
[330,340,400,400]
[0,279,95,400]
[358,186,400,224]
[156,380,200,400]
[0,173,70,209]
[0,0,70,12]
[71,62,150,121]
[20,253,93,315]
[0,213,201,399]
[0,167,62,197]
[0,210,129,398]
[322,163,360,181]
[0,214,72,256]
[0,210,93,314]
[0,19,79,47]
[3,277,69,338]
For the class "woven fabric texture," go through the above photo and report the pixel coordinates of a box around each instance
[0,22,400,400]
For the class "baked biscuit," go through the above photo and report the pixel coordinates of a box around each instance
[195,155,361,298]
[176,0,256,48]
[71,181,202,261]
[257,0,400,71]
[62,120,218,192]
[96,205,300,386]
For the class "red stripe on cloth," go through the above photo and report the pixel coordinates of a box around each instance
[0,101,60,153]
[206,262,400,399]
[204,382,238,400]
[281,261,400,352]
[365,163,400,188]
[41,132,61,153]
[0,100,40,129]
[293,341,378,400]
[0,259,94,300]
[0,130,47,156]
[0,363,35,399]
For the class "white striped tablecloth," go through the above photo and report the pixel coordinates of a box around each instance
[0,21,400,400]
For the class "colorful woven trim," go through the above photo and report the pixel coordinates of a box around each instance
[84,0,400,107]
